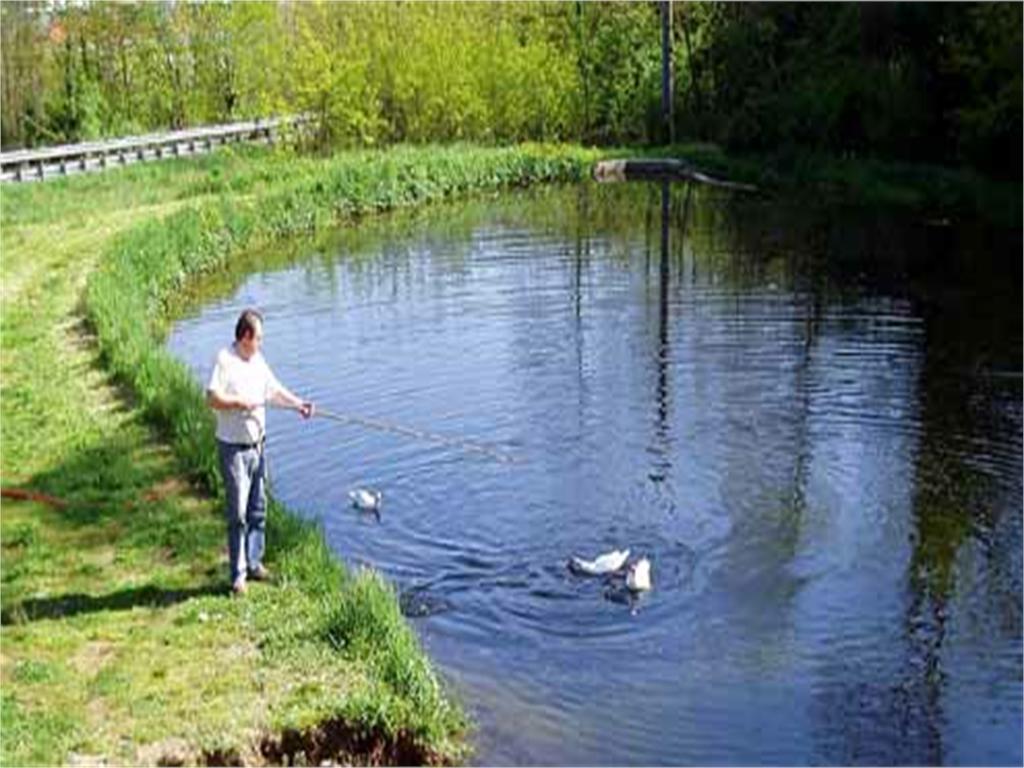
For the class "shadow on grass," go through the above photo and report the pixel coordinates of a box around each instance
[6,426,224,568]
[23,416,187,520]
[12,306,204,524]
[2,341,231,620]
[1,582,224,625]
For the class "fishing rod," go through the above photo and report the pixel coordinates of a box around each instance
[275,403,522,464]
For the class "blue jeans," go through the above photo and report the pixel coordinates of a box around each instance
[217,440,267,584]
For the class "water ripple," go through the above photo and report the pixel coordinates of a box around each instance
[168,182,1022,766]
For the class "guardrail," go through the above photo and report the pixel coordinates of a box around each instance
[0,115,311,183]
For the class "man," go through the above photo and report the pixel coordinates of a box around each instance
[206,309,315,594]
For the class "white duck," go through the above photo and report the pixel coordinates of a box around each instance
[349,488,382,512]
[569,548,630,576]
[626,557,652,592]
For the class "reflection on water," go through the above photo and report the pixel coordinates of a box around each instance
[168,182,1022,766]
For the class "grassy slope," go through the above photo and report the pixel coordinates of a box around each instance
[2,157,267,764]
[0,144,598,766]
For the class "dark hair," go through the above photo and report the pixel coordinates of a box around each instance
[235,309,264,341]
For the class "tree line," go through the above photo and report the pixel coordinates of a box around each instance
[2,2,1019,177]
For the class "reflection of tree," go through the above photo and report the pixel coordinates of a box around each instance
[706,189,826,680]
[646,181,692,484]
[785,289,821,534]
[803,222,1021,764]
[656,181,671,438]
[571,183,592,436]
[899,264,1022,764]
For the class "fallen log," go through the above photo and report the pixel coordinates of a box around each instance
[593,158,757,192]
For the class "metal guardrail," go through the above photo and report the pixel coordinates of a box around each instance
[0,115,311,183]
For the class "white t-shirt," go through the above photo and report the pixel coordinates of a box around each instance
[207,344,283,445]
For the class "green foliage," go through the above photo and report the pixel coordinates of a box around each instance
[1,3,594,149]
[2,2,1018,179]
[675,3,1022,175]
[576,3,662,143]
[941,3,1023,176]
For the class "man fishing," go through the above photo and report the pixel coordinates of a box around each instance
[206,308,315,595]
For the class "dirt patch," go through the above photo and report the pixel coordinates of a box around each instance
[72,640,116,675]
[137,737,250,767]
[85,696,110,725]
[132,718,444,768]
[67,752,109,766]
[139,476,193,506]
[199,746,246,767]
[258,718,447,767]
[136,738,194,767]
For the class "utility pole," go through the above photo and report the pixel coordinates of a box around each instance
[660,0,674,144]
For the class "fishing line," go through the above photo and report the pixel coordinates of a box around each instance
[275,404,522,464]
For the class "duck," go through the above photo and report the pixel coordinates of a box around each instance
[349,488,383,512]
[626,557,652,592]
[568,548,630,576]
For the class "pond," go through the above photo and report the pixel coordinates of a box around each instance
[168,181,1022,766]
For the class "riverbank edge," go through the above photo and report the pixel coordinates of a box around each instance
[78,144,602,763]
[13,137,1001,765]
[636,142,1022,228]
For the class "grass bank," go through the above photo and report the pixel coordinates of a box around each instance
[641,142,1022,229]
[1,143,600,765]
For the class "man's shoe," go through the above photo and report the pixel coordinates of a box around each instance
[248,564,271,582]
[232,576,248,595]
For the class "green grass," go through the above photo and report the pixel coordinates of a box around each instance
[1,142,600,765]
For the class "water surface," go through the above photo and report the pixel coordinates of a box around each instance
[168,182,1022,766]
